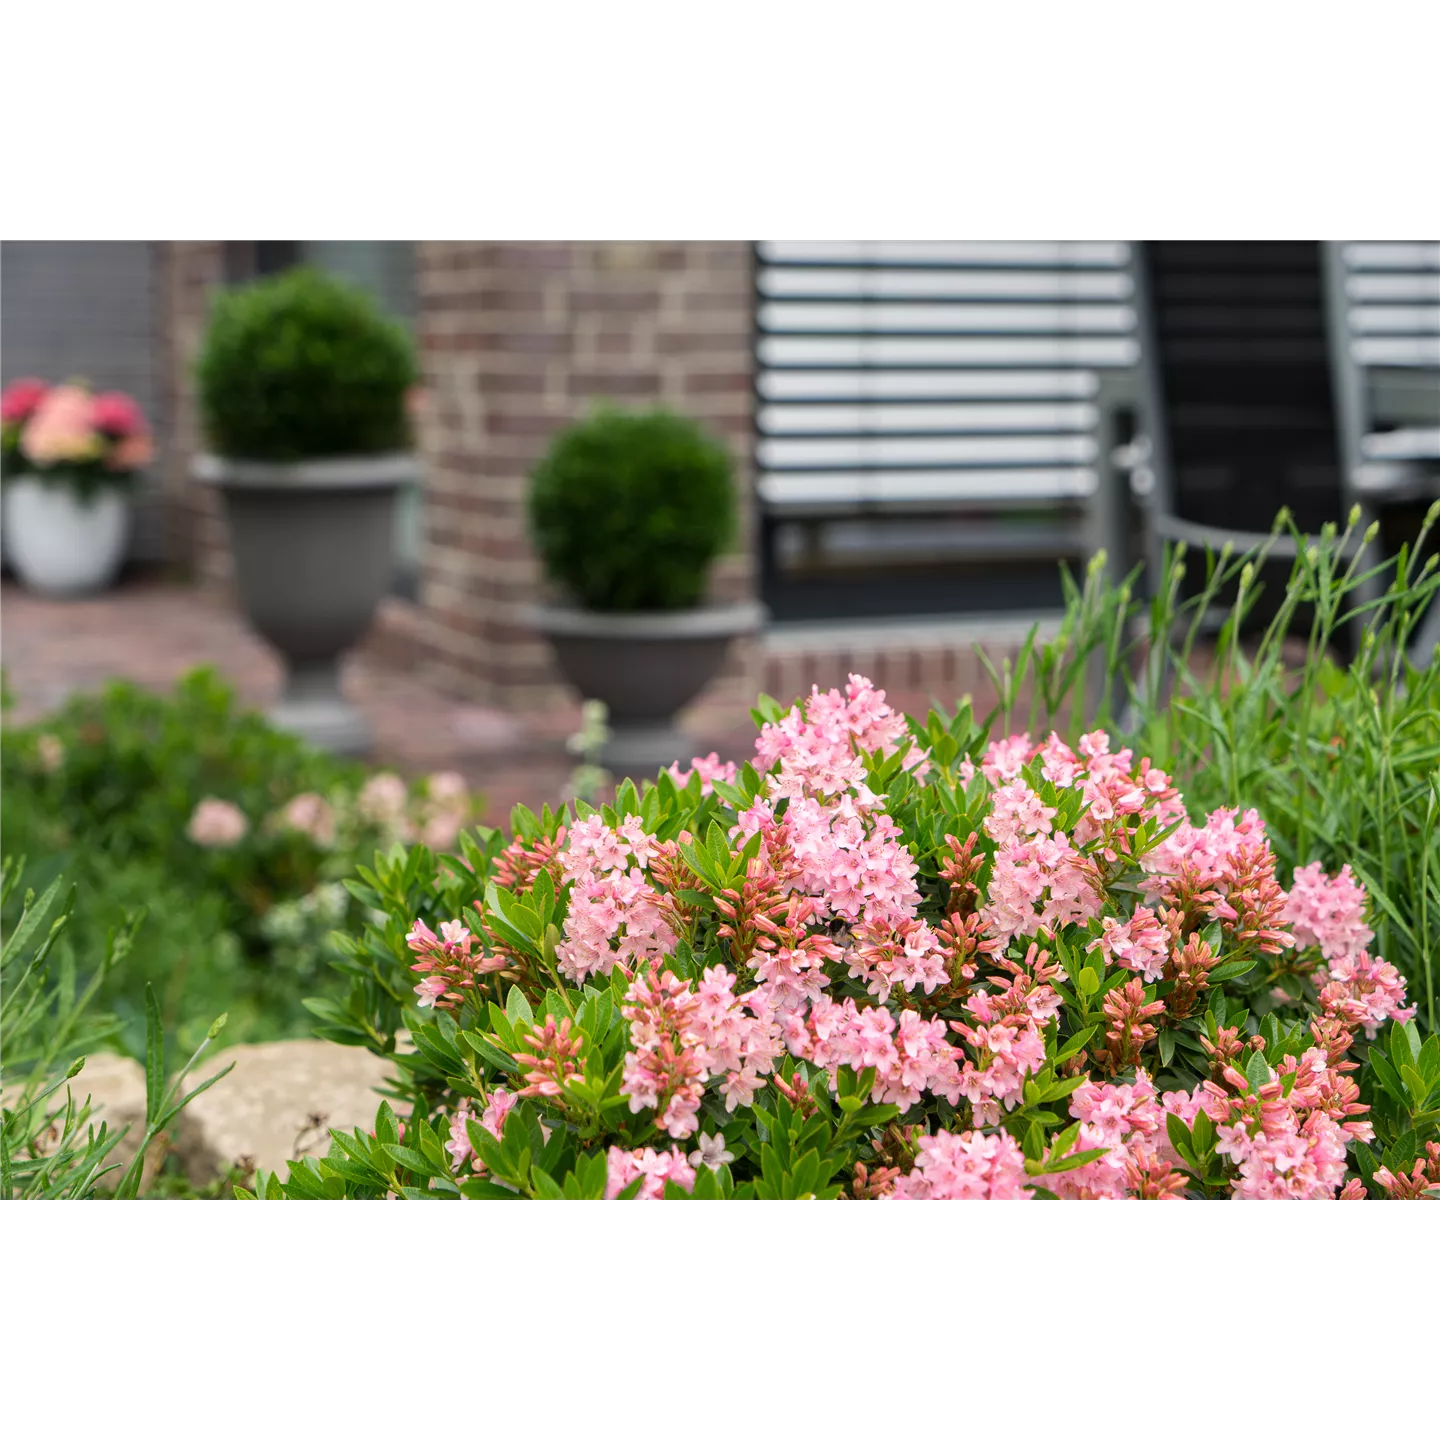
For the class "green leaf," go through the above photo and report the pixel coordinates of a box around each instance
[1370,1054,1405,1105]
[1206,960,1257,985]
[1038,1146,1109,1176]
[1191,1108,1215,1153]
[1157,1028,1177,1068]
[709,780,750,810]
[459,1177,524,1200]
[374,1103,399,1148]
[1022,1119,1046,1162]
[705,820,731,874]
[1047,1122,1082,1163]
[505,985,535,1028]
[1244,1050,1271,1094]
[666,937,696,981]
[1401,1065,1432,1111]
[692,1165,722,1200]
[1054,1026,1095,1063]
[463,1032,519,1074]
[0,875,67,969]
[1388,1020,1416,1074]
[384,1144,439,1177]
[1166,1113,1195,1163]
[1353,1141,1378,1186]
[143,983,165,1126]
[487,1003,519,1053]
[530,1168,565,1200]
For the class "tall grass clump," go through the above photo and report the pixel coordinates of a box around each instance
[973,503,1440,1035]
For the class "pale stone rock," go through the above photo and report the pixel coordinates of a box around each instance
[178,1039,404,1185]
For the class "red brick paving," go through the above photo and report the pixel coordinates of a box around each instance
[1,576,1044,828]
[1,577,749,825]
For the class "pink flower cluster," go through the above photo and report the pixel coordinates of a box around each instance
[1209,1050,1358,1201]
[620,965,784,1137]
[1046,1072,1167,1199]
[1087,905,1171,983]
[950,1013,1048,1126]
[355,770,472,850]
[890,1128,1032,1200]
[1373,1143,1440,1200]
[3,380,154,472]
[605,1144,697,1199]
[1,378,48,426]
[408,917,510,1008]
[1156,1028,1375,1200]
[755,673,929,793]
[446,1088,517,1173]
[1283,862,1374,961]
[963,728,1185,845]
[1281,860,1413,1038]
[554,814,676,983]
[1140,806,1271,918]
[725,676,947,1003]
[665,751,737,796]
[409,677,1420,1201]
[276,791,337,848]
[357,772,410,829]
[974,732,1188,948]
[785,996,963,1110]
[1320,951,1415,1039]
[186,796,249,848]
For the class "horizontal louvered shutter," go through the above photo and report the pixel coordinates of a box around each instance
[1,242,164,563]
[756,242,1136,513]
[754,242,1137,619]
[1340,243,1440,370]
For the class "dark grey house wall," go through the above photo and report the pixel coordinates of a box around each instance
[1,241,166,562]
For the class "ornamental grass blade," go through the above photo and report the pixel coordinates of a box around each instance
[143,983,164,1127]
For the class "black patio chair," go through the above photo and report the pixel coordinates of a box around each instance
[1322,242,1440,666]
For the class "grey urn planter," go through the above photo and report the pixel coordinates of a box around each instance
[193,452,420,755]
[532,600,767,777]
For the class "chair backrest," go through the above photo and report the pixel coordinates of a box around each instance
[753,242,1139,619]
[1323,242,1440,494]
[1132,241,1353,542]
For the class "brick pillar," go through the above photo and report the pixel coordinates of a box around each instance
[156,241,233,591]
[411,241,758,719]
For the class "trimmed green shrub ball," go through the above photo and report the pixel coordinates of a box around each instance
[527,407,738,612]
[196,266,417,462]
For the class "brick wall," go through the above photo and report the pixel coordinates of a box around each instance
[153,241,1057,738]
[406,241,758,713]
[157,241,233,589]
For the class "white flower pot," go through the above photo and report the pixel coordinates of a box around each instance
[3,476,130,598]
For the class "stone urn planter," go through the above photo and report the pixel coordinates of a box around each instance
[533,599,766,774]
[4,477,130,598]
[526,406,757,780]
[193,452,419,755]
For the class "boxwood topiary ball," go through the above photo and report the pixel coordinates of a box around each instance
[196,266,417,463]
[527,407,738,612]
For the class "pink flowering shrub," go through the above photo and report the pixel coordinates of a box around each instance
[186,796,250,848]
[0,378,153,495]
[258,675,1439,1202]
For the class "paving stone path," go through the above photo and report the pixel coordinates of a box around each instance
[0,577,762,823]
